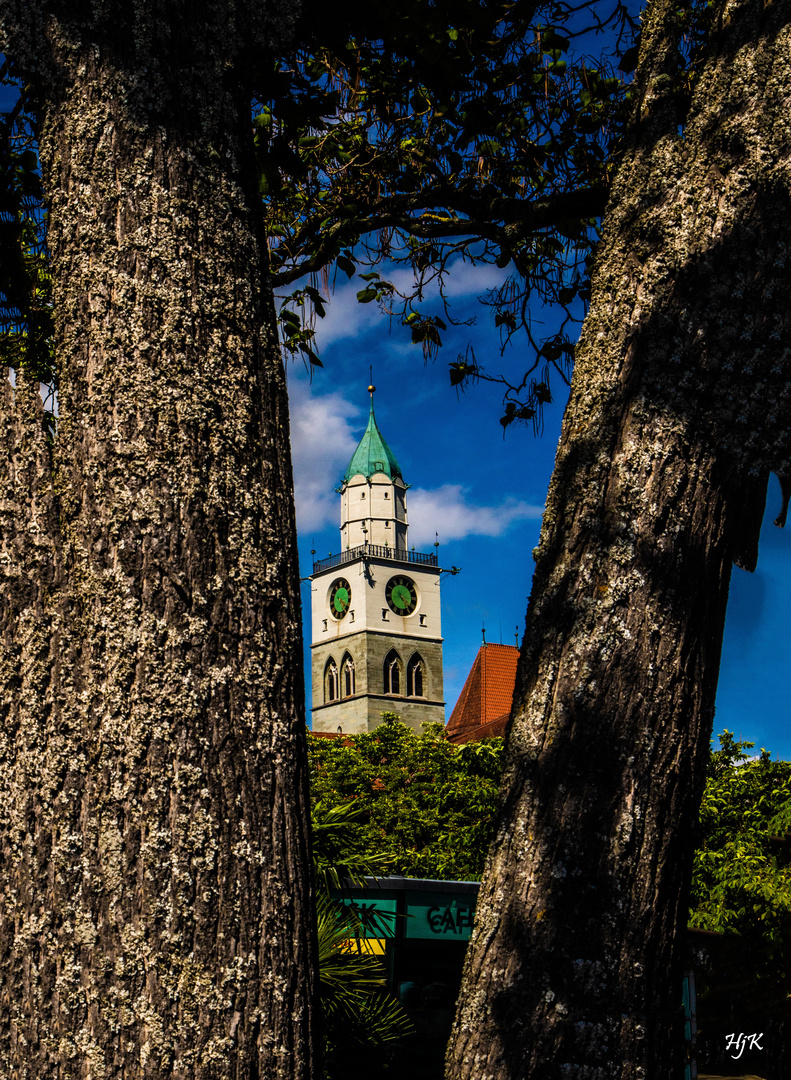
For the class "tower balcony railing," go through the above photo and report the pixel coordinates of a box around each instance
[313,543,438,574]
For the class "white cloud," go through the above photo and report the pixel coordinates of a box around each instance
[288,383,541,545]
[309,259,511,350]
[312,284,387,349]
[437,261,511,298]
[407,484,543,547]
[288,381,360,534]
[385,261,509,299]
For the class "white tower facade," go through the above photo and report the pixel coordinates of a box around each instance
[310,389,445,734]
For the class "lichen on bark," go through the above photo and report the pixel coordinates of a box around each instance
[0,1,316,1077]
[446,0,791,1076]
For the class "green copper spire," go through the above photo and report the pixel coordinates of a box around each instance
[343,385,403,483]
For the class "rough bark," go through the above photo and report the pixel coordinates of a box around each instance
[446,0,791,1076]
[0,2,317,1077]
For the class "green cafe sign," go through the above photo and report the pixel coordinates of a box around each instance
[405,891,475,940]
[341,889,476,942]
[340,898,398,938]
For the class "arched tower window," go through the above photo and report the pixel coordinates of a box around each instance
[325,658,339,703]
[407,653,425,698]
[383,649,402,695]
[342,653,355,697]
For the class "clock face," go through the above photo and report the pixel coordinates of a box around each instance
[329,578,351,619]
[386,575,418,616]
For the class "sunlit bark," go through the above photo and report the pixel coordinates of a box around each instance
[0,2,317,1076]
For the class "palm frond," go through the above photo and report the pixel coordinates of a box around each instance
[316,894,413,1045]
[312,798,395,890]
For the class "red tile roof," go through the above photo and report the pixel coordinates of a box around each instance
[446,643,519,743]
[448,711,510,744]
[307,731,356,746]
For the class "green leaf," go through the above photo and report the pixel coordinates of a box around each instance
[541,30,570,53]
[619,44,640,74]
[336,254,356,278]
[18,149,37,172]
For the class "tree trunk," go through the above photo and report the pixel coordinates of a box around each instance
[446,0,791,1076]
[0,2,317,1077]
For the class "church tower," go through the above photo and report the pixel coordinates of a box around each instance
[310,387,445,734]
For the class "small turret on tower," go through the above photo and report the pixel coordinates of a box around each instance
[340,385,408,551]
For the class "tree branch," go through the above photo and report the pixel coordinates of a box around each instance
[272,183,610,285]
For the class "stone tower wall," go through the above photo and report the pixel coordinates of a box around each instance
[311,631,444,733]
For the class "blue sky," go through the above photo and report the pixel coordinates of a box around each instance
[3,73,787,759]
[286,265,791,760]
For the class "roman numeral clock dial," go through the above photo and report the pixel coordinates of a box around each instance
[386,575,418,616]
[329,578,351,619]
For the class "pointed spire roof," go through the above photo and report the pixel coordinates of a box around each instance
[343,386,404,483]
